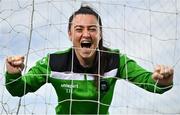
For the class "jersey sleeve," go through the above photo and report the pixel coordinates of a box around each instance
[5,55,51,97]
[119,54,172,94]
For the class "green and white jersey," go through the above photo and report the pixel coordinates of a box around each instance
[5,48,172,114]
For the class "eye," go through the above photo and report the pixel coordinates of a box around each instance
[75,28,83,32]
[89,28,97,32]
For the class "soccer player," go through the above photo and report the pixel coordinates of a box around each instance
[5,6,174,114]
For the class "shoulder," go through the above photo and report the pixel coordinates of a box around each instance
[36,48,72,66]
[103,47,120,54]
[49,48,72,61]
[49,48,72,72]
[51,48,72,55]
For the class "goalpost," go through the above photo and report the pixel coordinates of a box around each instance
[0,0,179,114]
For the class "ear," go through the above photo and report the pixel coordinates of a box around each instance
[68,31,72,41]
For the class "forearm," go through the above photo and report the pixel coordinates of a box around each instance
[5,72,30,97]
[119,55,173,94]
[131,72,173,94]
[5,55,50,97]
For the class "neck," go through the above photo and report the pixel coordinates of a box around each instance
[74,50,96,68]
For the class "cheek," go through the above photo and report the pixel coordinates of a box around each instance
[93,34,101,44]
[71,35,81,45]
[93,32,101,40]
[70,32,80,41]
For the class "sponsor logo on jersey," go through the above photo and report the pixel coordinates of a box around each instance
[61,84,79,89]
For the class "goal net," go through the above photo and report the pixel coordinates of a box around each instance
[0,0,180,114]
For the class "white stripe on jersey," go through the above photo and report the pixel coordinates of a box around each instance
[51,72,94,80]
[51,69,117,80]
[104,69,118,78]
[50,69,118,80]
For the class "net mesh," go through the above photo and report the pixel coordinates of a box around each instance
[0,0,180,114]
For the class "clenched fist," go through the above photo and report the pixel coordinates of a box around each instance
[152,65,174,86]
[6,56,25,74]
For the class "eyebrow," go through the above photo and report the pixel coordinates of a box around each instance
[74,25,98,28]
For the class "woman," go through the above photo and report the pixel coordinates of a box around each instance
[5,6,173,114]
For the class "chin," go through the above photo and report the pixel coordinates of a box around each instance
[80,53,92,59]
[80,51,96,59]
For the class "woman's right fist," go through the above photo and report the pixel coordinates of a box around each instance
[6,56,25,74]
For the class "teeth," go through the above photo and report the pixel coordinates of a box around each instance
[81,40,91,43]
[82,41,90,43]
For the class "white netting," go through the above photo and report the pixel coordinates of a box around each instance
[0,0,180,114]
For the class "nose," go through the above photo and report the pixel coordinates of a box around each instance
[82,29,90,38]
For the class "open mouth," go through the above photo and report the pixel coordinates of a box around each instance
[81,41,92,48]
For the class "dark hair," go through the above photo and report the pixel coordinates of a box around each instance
[68,6,108,89]
[68,6,103,50]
